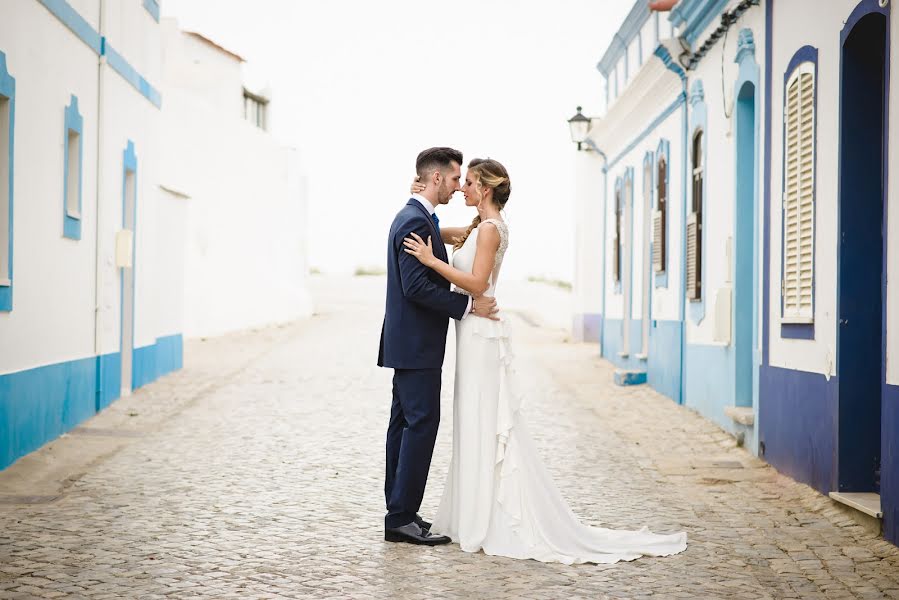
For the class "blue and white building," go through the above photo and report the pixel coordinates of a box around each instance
[572,0,899,545]
[0,0,312,472]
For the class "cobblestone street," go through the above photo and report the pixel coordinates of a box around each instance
[1,276,899,599]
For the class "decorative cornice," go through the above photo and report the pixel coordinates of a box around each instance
[689,79,705,106]
[597,0,651,76]
[735,28,756,64]
[653,44,687,81]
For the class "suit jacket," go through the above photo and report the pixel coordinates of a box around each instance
[378,199,469,370]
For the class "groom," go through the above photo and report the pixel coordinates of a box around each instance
[378,147,498,545]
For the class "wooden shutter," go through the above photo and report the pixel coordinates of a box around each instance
[783,66,815,321]
[654,157,667,273]
[613,189,622,282]
[688,133,703,301]
[686,213,700,300]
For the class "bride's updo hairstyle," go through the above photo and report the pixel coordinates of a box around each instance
[453,158,511,251]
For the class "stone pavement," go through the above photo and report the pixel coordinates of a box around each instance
[1,275,898,599]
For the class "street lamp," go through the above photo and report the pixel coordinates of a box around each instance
[567,106,592,151]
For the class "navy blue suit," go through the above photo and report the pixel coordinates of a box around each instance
[378,199,468,528]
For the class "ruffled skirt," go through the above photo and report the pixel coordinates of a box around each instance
[431,314,687,564]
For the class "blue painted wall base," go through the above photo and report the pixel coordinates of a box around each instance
[0,334,183,470]
[881,383,899,545]
[684,343,736,433]
[603,317,682,402]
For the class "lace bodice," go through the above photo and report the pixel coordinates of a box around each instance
[451,218,509,297]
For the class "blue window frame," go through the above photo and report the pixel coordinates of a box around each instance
[63,95,83,240]
[687,80,708,323]
[655,139,671,287]
[0,52,15,312]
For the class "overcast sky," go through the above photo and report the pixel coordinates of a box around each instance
[161,0,633,280]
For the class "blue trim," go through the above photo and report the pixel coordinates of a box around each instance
[781,323,814,339]
[733,27,761,419]
[654,45,687,83]
[668,0,731,45]
[37,0,103,54]
[778,46,818,334]
[607,93,686,170]
[762,0,773,366]
[105,45,162,109]
[597,0,651,76]
[120,141,137,391]
[654,139,671,288]
[688,79,708,323]
[626,166,636,349]
[37,0,162,109]
[0,335,183,471]
[142,0,160,22]
[62,95,83,241]
[614,176,623,294]
[0,52,14,313]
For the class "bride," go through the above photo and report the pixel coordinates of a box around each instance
[402,158,687,564]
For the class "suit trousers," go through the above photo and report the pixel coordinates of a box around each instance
[385,368,442,529]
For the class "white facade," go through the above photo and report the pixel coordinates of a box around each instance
[573,0,899,546]
[0,0,312,472]
[160,20,312,339]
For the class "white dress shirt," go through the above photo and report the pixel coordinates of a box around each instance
[410,194,472,318]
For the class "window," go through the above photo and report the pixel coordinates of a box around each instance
[613,184,622,283]
[687,130,703,301]
[782,61,816,323]
[654,154,667,273]
[0,94,10,285]
[243,89,268,130]
[63,95,83,240]
[0,52,14,310]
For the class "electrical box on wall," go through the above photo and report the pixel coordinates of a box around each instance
[115,229,133,268]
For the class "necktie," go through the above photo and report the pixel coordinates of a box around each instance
[431,213,440,231]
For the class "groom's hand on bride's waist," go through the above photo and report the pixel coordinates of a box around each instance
[472,295,500,320]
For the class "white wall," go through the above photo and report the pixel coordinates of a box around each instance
[161,26,312,339]
[572,147,604,326]
[0,0,181,376]
[683,4,765,346]
[766,0,856,375]
[0,0,100,373]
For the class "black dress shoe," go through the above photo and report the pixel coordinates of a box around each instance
[414,515,432,531]
[385,522,450,546]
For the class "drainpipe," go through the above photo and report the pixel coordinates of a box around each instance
[582,138,608,357]
[93,0,106,411]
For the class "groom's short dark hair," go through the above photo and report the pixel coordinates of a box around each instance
[416,147,463,179]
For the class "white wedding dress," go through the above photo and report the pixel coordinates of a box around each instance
[431,218,687,564]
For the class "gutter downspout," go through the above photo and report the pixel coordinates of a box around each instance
[93,0,106,412]
[583,138,608,357]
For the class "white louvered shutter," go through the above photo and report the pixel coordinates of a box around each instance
[686,213,699,300]
[653,210,663,272]
[783,64,816,322]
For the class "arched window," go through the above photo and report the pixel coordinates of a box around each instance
[687,130,703,301]
[782,60,816,322]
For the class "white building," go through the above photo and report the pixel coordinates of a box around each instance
[572,0,899,545]
[160,20,312,339]
[0,0,311,472]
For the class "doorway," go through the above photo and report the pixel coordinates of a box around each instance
[734,81,757,408]
[837,11,887,493]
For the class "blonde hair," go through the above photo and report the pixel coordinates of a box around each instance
[453,159,511,251]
